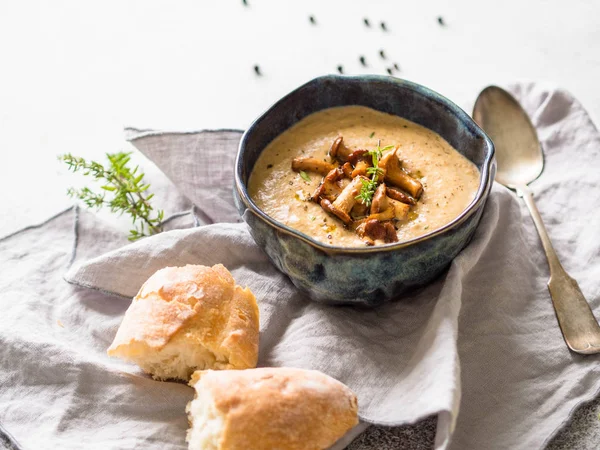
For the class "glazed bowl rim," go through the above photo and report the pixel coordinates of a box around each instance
[235,74,495,254]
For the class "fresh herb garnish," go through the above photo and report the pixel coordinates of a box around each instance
[300,171,311,183]
[366,165,384,178]
[355,140,395,207]
[356,178,378,207]
[60,152,164,241]
[369,131,375,138]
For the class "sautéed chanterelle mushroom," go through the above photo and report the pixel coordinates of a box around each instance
[248,106,480,247]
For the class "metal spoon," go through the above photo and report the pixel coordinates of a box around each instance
[473,85,600,355]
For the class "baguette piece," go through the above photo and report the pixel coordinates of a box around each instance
[107,264,259,380]
[186,368,359,450]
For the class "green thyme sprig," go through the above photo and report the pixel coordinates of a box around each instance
[355,178,378,207]
[299,170,311,183]
[60,152,164,241]
[355,141,394,207]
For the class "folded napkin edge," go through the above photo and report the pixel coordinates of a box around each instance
[0,205,76,243]
[124,127,244,142]
[63,274,132,301]
[358,408,445,428]
[541,382,600,448]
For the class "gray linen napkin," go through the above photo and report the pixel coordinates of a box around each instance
[1,82,599,450]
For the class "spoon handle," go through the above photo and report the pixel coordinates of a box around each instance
[517,184,600,354]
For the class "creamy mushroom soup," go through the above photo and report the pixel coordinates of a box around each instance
[248,106,480,247]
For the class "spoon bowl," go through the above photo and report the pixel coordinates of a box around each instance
[472,86,543,188]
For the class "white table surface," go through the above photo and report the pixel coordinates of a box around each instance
[1,0,600,237]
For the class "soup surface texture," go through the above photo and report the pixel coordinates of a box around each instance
[248,106,480,247]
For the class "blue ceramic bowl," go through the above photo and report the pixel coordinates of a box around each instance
[234,75,495,306]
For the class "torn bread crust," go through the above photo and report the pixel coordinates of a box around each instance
[107,264,259,381]
[187,368,359,450]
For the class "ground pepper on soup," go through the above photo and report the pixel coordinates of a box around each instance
[248,106,480,247]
